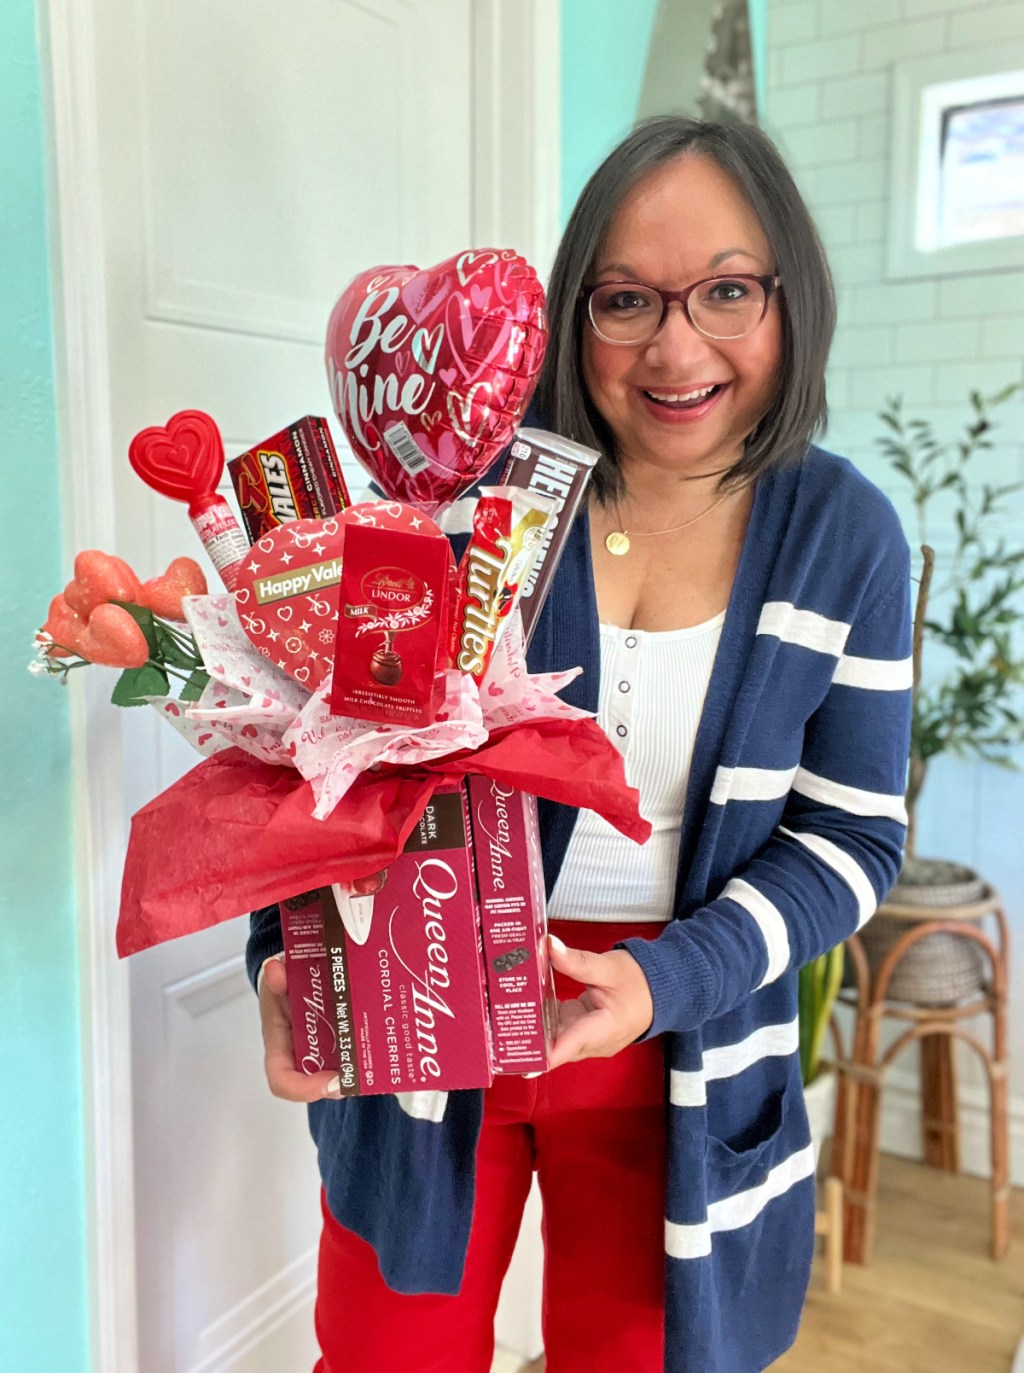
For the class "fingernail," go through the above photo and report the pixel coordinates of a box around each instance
[548,934,567,955]
[325,1076,341,1097]
[521,1070,543,1079]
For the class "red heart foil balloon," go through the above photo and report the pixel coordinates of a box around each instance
[128,410,225,508]
[233,501,440,690]
[325,249,547,514]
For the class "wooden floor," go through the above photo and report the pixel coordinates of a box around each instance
[497,1154,1024,1373]
[773,1154,1024,1373]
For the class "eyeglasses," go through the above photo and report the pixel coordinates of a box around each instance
[581,274,781,345]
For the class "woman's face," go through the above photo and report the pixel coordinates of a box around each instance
[582,153,782,484]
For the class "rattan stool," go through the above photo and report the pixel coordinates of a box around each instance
[829,884,1010,1264]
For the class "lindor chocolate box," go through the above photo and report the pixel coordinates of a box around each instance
[281,783,494,1094]
[228,416,350,544]
[330,520,453,728]
[467,776,557,1073]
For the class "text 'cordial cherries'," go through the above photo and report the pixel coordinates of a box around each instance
[325,248,548,514]
[128,410,251,590]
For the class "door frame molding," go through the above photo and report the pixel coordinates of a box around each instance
[40,3,560,1369]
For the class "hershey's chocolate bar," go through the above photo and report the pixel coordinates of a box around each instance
[498,428,598,646]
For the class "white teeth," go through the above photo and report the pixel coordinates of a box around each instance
[645,385,717,403]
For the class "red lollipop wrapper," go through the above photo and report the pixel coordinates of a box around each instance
[325,249,547,512]
[128,410,250,589]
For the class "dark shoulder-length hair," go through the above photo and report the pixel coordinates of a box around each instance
[533,116,836,502]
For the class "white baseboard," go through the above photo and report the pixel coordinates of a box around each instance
[877,1065,1024,1186]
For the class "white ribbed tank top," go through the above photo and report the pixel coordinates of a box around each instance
[547,613,725,923]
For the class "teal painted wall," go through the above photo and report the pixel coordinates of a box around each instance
[0,4,90,1371]
[560,0,661,223]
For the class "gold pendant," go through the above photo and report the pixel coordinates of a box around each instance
[605,530,630,556]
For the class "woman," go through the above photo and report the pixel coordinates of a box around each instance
[251,117,911,1373]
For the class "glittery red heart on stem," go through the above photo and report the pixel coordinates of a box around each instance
[128,410,225,506]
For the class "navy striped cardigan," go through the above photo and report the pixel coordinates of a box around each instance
[247,443,912,1373]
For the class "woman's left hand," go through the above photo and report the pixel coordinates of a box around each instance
[546,935,655,1069]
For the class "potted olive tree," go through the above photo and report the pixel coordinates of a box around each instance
[885,382,1024,866]
[859,382,1024,998]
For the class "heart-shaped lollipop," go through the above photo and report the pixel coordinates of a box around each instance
[128,410,225,504]
[233,501,438,689]
[128,410,250,589]
[325,249,547,514]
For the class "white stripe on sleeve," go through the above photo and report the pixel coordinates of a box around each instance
[780,825,878,928]
[665,1143,816,1259]
[721,877,790,987]
[669,1018,800,1108]
[704,1018,800,1081]
[793,767,909,822]
[710,764,799,805]
[757,602,851,656]
[833,652,913,690]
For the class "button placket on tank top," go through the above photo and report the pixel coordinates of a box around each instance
[601,625,639,759]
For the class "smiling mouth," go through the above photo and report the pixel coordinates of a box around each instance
[642,384,725,410]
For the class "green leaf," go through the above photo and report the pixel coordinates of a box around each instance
[110,663,170,707]
[111,601,159,656]
[179,668,211,703]
[154,620,201,669]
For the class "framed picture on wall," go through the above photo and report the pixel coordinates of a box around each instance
[887,46,1024,279]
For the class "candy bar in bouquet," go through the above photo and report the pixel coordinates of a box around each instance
[33,245,654,1097]
[228,416,351,542]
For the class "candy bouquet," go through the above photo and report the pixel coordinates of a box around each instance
[33,248,651,1095]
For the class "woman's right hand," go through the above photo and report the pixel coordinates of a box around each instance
[259,954,343,1102]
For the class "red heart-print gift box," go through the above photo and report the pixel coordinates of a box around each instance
[330,520,454,727]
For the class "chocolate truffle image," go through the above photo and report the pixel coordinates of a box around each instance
[493,946,531,973]
[370,645,403,685]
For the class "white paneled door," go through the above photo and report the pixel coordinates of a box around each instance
[47,2,558,1370]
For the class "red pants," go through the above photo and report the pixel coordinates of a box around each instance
[313,920,668,1373]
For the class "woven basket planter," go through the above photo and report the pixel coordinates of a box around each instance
[855,858,988,1006]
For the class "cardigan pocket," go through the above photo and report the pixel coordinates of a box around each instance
[705,1083,796,1200]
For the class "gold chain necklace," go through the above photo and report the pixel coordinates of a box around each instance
[605,492,728,556]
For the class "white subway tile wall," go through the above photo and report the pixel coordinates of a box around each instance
[765,0,1024,481]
